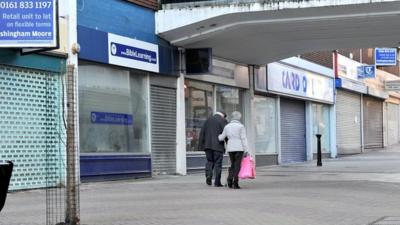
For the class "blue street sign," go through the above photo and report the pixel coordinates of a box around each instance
[375,48,397,66]
[357,65,375,79]
[0,0,57,48]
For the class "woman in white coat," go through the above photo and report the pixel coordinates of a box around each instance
[218,111,248,189]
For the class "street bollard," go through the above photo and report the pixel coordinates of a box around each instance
[316,134,322,167]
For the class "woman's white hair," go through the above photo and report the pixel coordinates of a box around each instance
[231,111,242,121]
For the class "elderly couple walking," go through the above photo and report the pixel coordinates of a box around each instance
[198,111,248,189]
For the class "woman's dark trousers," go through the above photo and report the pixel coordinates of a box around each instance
[227,151,243,188]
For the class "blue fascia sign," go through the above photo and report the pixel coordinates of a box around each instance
[91,112,133,125]
[77,27,160,73]
[375,48,397,66]
[357,65,375,79]
[0,0,57,48]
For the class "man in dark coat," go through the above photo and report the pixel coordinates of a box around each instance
[198,111,227,187]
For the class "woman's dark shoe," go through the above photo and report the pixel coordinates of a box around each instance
[233,184,241,189]
[227,179,233,188]
[233,181,240,189]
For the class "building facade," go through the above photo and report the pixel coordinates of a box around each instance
[253,57,336,165]
[0,49,67,190]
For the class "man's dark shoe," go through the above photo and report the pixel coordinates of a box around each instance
[206,177,212,186]
[214,183,224,187]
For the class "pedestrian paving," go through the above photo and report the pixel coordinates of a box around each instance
[1,145,400,225]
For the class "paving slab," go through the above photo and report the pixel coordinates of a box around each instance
[1,145,400,225]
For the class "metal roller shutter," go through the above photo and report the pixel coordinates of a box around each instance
[151,85,177,175]
[0,65,65,190]
[280,98,306,164]
[336,90,362,154]
[363,96,383,149]
[387,103,399,146]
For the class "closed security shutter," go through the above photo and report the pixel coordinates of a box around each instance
[387,103,399,146]
[363,96,383,149]
[336,90,362,154]
[151,85,176,175]
[0,65,65,190]
[280,98,306,164]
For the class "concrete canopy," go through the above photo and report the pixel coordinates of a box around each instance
[157,1,400,65]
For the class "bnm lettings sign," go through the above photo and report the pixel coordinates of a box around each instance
[0,0,57,48]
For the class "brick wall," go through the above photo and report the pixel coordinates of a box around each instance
[127,0,158,10]
[301,48,400,77]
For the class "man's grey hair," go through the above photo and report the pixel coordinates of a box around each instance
[231,111,242,121]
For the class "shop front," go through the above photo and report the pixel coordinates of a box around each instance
[0,50,66,190]
[335,54,367,155]
[0,13,68,190]
[77,0,178,180]
[263,57,335,164]
[385,94,400,146]
[363,89,386,149]
[184,58,249,171]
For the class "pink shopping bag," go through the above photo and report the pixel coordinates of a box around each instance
[238,154,255,179]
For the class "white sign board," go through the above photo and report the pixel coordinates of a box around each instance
[337,54,362,80]
[385,80,400,90]
[267,63,334,103]
[108,33,159,73]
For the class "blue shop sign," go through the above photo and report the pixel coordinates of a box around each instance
[110,42,157,65]
[357,65,375,79]
[375,48,397,66]
[91,112,133,125]
[0,0,57,47]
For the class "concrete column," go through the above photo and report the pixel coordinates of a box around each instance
[305,101,313,161]
[330,97,338,158]
[360,94,364,152]
[244,66,256,158]
[276,96,282,164]
[383,102,388,147]
[176,49,187,175]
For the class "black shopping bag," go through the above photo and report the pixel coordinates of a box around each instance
[0,161,13,212]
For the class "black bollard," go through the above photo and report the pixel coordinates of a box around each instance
[316,134,322,167]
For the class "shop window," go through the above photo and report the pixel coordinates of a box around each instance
[254,96,277,154]
[185,81,244,152]
[216,85,244,121]
[312,103,330,153]
[185,80,214,152]
[78,63,149,154]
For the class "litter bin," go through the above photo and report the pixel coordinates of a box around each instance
[0,161,13,212]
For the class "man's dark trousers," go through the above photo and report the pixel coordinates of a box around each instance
[205,149,223,185]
